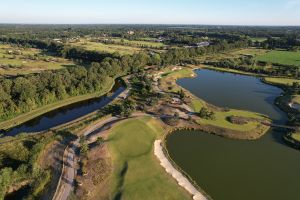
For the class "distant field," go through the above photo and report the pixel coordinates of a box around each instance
[69,41,143,55]
[0,44,75,76]
[264,77,300,86]
[196,48,268,62]
[107,38,165,48]
[107,117,191,200]
[256,50,300,66]
[250,37,267,42]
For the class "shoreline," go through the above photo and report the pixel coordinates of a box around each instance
[0,77,117,131]
[154,140,209,200]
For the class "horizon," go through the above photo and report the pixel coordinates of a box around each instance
[1,0,300,26]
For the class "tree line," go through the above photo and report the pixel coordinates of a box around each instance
[0,36,249,122]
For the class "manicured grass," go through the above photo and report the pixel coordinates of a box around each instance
[197,109,267,131]
[70,41,142,55]
[264,77,300,86]
[107,117,191,200]
[0,77,114,131]
[0,44,75,76]
[291,132,300,142]
[160,67,195,93]
[189,98,205,112]
[256,50,300,66]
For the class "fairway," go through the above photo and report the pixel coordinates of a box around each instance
[256,50,300,66]
[107,117,191,200]
[0,44,75,76]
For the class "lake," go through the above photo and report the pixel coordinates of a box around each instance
[166,69,300,200]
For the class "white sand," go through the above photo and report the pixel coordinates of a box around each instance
[154,140,208,200]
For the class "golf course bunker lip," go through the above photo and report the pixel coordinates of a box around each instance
[154,140,208,200]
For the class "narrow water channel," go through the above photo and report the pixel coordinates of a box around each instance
[4,80,125,136]
[166,69,300,200]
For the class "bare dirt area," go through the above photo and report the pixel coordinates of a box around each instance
[76,144,112,200]
[39,141,66,200]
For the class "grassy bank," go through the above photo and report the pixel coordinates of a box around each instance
[0,77,115,131]
[107,117,191,200]
[263,77,300,87]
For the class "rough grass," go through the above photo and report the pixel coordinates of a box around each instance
[107,117,191,200]
[107,38,165,48]
[250,37,268,42]
[291,95,300,104]
[256,50,300,66]
[264,77,300,86]
[70,41,142,55]
[291,132,300,142]
[0,44,75,76]
[0,77,114,131]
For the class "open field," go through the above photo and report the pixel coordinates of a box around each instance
[69,41,143,55]
[107,117,191,200]
[0,44,75,76]
[196,48,268,63]
[0,77,114,131]
[103,38,165,48]
[256,50,300,66]
[264,77,300,86]
[198,47,300,67]
[250,37,267,42]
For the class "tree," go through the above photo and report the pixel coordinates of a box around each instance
[178,89,185,99]
[96,137,104,145]
[80,142,89,156]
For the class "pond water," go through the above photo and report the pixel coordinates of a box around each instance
[4,80,125,136]
[166,69,300,200]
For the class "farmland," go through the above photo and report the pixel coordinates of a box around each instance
[0,44,75,76]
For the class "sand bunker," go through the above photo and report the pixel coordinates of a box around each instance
[154,140,208,200]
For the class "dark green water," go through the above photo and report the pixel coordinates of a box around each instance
[166,69,300,200]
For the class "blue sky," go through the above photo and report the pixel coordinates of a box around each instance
[0,0,300,25]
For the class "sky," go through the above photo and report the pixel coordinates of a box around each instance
[0,0,300,25]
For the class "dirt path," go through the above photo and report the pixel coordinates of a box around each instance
[52,88,131,200]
